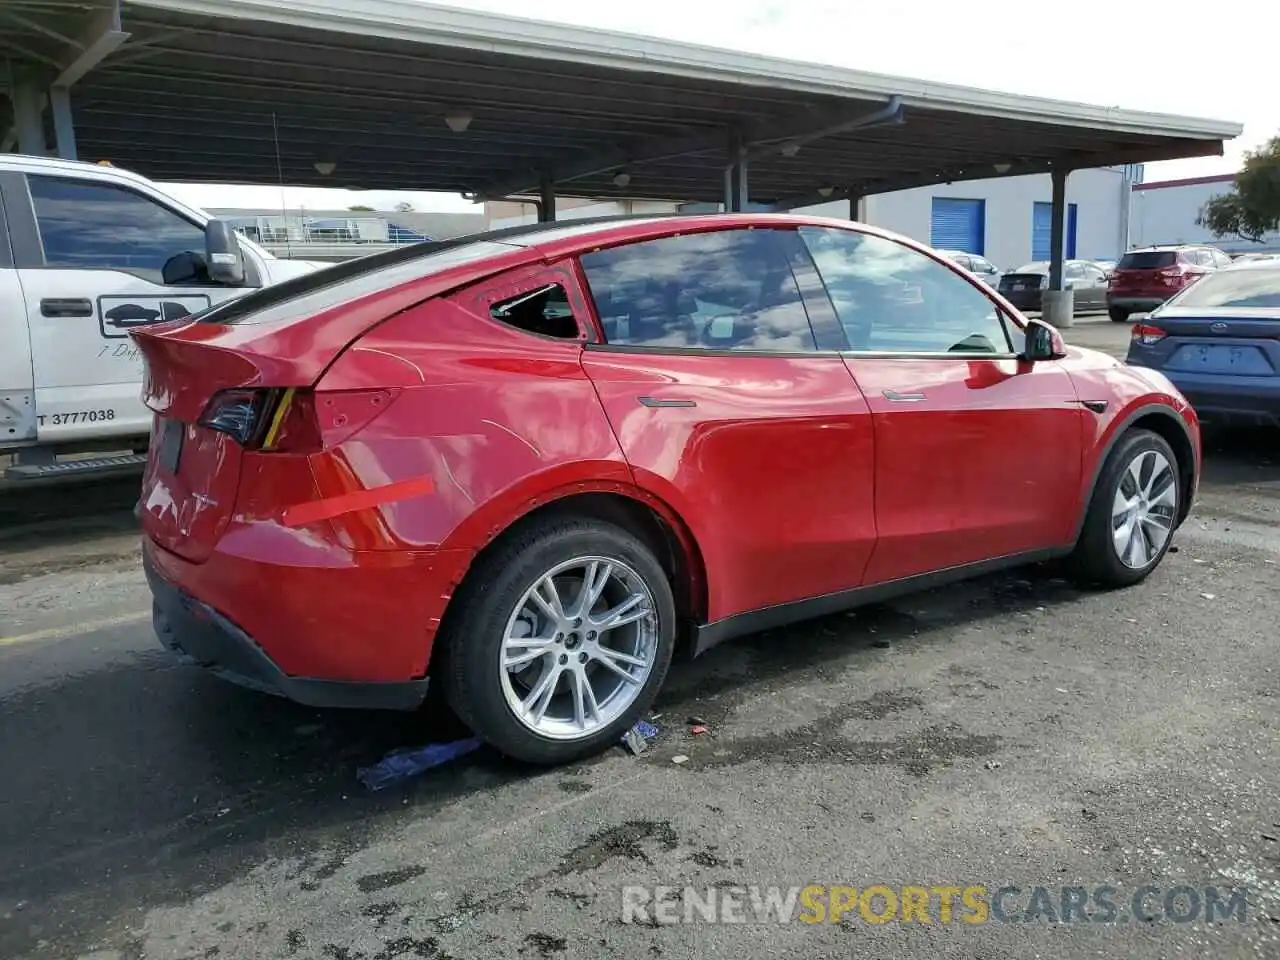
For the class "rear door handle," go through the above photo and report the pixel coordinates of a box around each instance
[638,396,697,408]
[41,297,93,318]
[882,390,926,402]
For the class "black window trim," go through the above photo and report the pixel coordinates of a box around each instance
[17,172,263,287]
[0,173,14,270]
[577,225,834,357]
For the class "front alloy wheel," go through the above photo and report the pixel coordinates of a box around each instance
[1110,449,1177,569]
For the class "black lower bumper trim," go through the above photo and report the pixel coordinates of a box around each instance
[144,553,429,711]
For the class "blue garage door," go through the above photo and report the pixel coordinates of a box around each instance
[930,198,985,254]
[1032,202,1078,260]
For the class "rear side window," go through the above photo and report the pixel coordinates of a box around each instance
[1118,251,1177,270]
[579,228,817,352]
[1172,268,1280,309]
[489,283,579,339]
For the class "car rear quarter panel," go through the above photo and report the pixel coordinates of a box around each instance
[1058,348,1200,525]
[313,277,631,555]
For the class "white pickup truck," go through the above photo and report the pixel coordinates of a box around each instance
[0,155,328,482]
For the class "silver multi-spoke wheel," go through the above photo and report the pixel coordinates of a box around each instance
[499,556,659,741]
[1111,449,1177,569]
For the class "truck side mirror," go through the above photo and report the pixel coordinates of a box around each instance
[204,219,246,286]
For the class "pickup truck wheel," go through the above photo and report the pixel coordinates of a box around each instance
[440,518,676,766]
[1069,429,1180,587]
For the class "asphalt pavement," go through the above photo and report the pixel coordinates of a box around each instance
[2,318,1279,960]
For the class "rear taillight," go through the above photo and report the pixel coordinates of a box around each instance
[199,388,321,453]
[1132,323,1167,345]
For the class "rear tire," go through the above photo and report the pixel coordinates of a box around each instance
[439,517,676,766]
[1068,429,1180,587]
[1108,306,1130,323]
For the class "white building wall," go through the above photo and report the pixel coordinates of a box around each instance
[1130,177,1280,253]
[794,167,1130,269]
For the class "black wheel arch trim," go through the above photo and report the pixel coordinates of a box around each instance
[1070,401,1197,545]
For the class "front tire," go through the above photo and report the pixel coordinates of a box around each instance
[1108,306,1130,323]
[439,517,676,765]
[1068,429,1180,587]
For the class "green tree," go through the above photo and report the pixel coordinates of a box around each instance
[1197,136,1280,243]
[348,204,375,211]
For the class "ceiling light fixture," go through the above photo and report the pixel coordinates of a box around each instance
[613,171,631,188]
[817,185,835,198]
[780,142,801,158]
[993,162,1012,174]
[444,108,473,133]
[313,160,336,176]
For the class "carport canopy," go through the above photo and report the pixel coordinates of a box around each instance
[0,0,1243,210]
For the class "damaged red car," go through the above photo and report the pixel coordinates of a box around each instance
[135,214,1200,765]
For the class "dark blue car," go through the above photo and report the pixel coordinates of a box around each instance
[1126,260,1280,426]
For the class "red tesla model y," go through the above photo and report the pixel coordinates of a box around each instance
[134,214,1200,765]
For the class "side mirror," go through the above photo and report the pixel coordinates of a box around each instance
[204,219,246,286]
[1022,318,1067,362]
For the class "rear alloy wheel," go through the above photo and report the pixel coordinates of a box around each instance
[1108,306,1130,323]
[1068,429,1180,586]
[440,519,675,765]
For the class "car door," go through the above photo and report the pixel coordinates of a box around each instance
[577,226,878,625]
[1078,262,1108,310]
[0,196,36,446]
[1,171,259,445]
[795,224,1087,585]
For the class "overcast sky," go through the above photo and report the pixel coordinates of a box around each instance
[165,0,1272,214]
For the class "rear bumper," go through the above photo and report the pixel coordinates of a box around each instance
[144,544,434,711]
[1107,294,1169,312]
[1154,370,1280,426]
[1001,290,1044,311]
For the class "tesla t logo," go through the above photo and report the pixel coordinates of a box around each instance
[1210,322,1229,333]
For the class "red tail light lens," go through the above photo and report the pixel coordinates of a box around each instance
[1132,323,1167,345]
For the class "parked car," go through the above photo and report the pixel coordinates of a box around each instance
[1125,259,1280,426]
[1091,259,1117,278]
[936,249,1003,287]
[997,259,1110,312]
[1107,244,1232,323]
[136,214,1200,765]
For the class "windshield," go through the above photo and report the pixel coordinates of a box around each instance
[1013,262,1049,274]
[1118,251,1177,270]
[1170,267,1280,309]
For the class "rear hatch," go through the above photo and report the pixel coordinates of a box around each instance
[132,240,524,561]
[1131,308,1280,379]
[998,273,1046,294]
[1111,250,1185,296]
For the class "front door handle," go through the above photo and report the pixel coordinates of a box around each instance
[882,390,926,402]
[40,297,93,318]
[638,396,697,408]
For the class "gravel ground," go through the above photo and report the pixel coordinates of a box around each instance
[2,318,1277,960]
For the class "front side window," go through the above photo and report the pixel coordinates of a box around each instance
[798,226,1013,354]
[28,175,209,284]
[578,228,817,353]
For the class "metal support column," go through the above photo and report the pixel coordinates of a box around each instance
[538,174,556,223]
[11,81,46,155]
[1042,168,1075,328]
[724,134,748,213]
[50,87,77,160]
